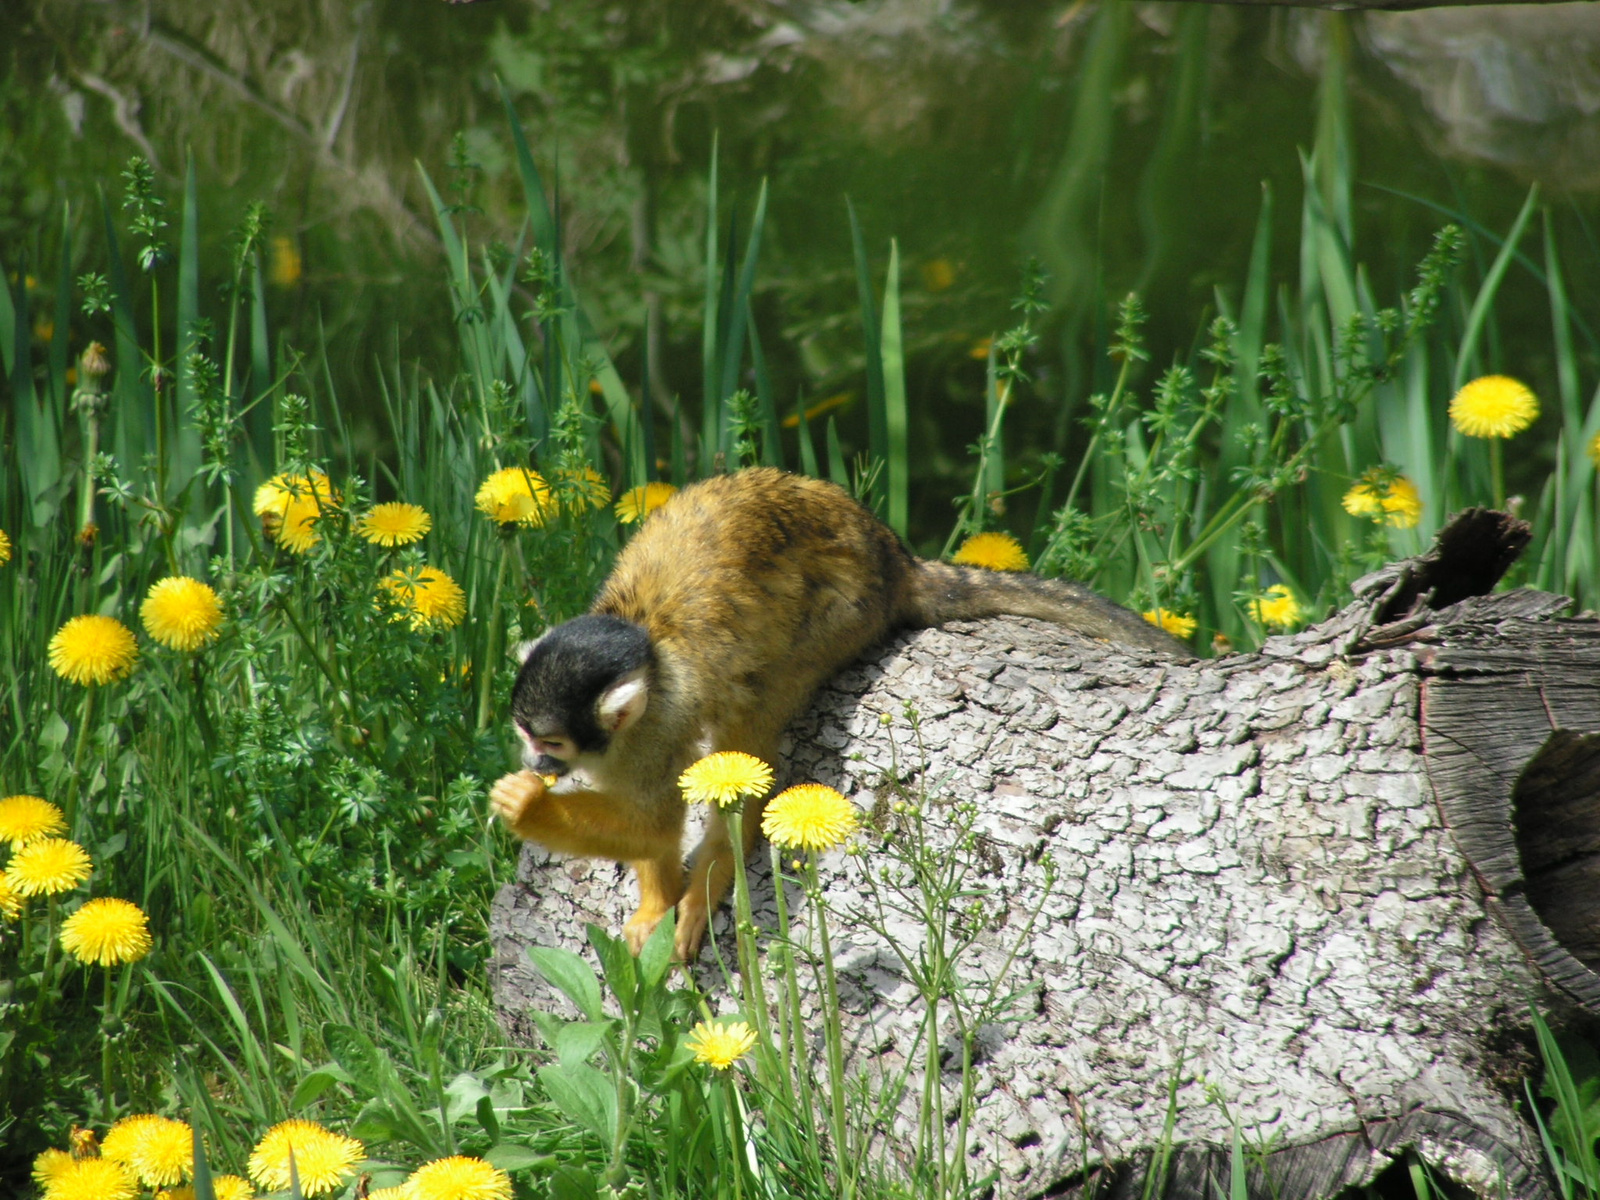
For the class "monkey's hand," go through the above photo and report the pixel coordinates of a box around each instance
[489,770,550,840]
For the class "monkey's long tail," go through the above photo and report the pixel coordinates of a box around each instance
[904,560,1195,658]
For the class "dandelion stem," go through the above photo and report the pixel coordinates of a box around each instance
[810,853,853,1199]
[101,966,115,1123]
[1490,437,1506,509]
[724,808,770,1050]
[63,686,97,832]
[32,896,61,1031]
[477,535,515,731]
[769,845,805,1102]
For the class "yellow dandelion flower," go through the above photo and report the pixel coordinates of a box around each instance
[156,1189,196,1200]
[614,482,679,524]
[379,566,467,631]
[101,1115,159,1164]
[39,1156,138,1200]
[1342,469,1423,529]
[556,466,611,512]
[407,1155,513,1200]
[921,258,955,292]
[61,897,154,966]
[684,1019,757,1070]
[1448,375,1538,438]
[252,470,336,518]
[474,466,554,527]
[48,614,139,685]
[1250,584,1304,630]
[952,532,1029,572]
[359,502,432,547]
[7,837,92,896]
[32,1147,74,1190]
[1588,430,1600,468]
[368,1186,416,1200]
[0,794,67,847]
[211,1177,257,1200]
[105,1114,191,1188]
[247,1120,363,1197]
[678,752,775,809]
[969,336,993,360]
[0,872,23,921]
[0,527,11,565]
[1141,610,1196,639]
[141,577,224,652]
[762,783,858,851]
[269,235,302,288]
[253,471,339,553]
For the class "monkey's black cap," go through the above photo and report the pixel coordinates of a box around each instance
[510,614,654,753]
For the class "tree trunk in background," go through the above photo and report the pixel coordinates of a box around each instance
[490,510,1600,1199]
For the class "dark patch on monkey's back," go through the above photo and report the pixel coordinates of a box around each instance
[592,470,916,676]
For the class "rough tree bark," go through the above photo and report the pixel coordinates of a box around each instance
[489,511,1600,1199]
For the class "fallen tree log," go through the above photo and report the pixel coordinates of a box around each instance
[489,510,1600,1199]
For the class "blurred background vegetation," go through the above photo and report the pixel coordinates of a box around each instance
[10,0,1600,549]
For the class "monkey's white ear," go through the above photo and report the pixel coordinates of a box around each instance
[597,669,649,732]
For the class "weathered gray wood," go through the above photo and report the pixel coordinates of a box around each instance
[489,511,1600,1199]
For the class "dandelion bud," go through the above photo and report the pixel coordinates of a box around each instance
[81,341,111,378]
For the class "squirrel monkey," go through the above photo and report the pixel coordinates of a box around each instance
[489,467,1188,960]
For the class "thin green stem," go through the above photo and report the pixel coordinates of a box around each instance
[724,807,770,1050]
[31,896,61,1030]
[101,966,115,1123]
[810,854,853,1200]
[477,536,515,731]
[63,686,98,831]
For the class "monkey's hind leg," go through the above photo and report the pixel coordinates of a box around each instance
[624,852,686,955]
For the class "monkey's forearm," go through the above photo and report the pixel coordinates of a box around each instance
[489,771,681,862]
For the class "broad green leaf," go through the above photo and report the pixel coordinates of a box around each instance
[537,1062,615,1142]
[527,945,604,1022]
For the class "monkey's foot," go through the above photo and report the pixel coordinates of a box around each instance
[489,770,548,833]
[622,906,667,956]
[673,895,710,962]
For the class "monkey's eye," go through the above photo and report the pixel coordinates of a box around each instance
[532,735,575,761]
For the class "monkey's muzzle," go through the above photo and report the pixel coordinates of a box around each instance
[526,753,571,778]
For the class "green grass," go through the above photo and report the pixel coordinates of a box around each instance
[4,34,1600,1200]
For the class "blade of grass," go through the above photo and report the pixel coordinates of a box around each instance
[718,181,769,458]
[795,395,820,479]
[1453,185,1539,390]
[880,238,908,537]
[9,254,61,527]
[1532,1006,1600,1194]
[701,135,721,471]
[747,300,783,469]
[49,205,74,409]
[825,416,849,490]
[847,198,887,511]
[174,155,203,494]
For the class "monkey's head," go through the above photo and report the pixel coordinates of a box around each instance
[509,614,655,777]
